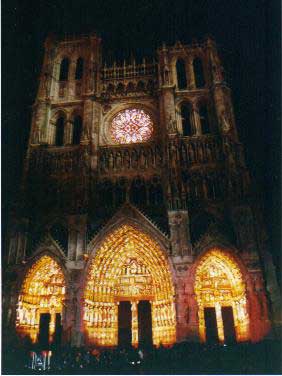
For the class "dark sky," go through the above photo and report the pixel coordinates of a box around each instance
[2,0,281,274]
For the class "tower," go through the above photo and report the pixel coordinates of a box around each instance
[4,33,281,347]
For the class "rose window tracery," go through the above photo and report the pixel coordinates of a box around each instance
[111,108,154,144]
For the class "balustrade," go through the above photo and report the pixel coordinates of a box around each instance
[101,61,157,80]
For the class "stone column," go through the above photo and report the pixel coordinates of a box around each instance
[49,310,56,343]
[159,87,176,138]
[187,59,196,90]
[175,278,188,342]
[64,120,73,145]
[131,301,139,347]
[212,85,238,139]
[66,270,85,347]
[191,102,201,136]
[68,60,77,99]
[215,302,224,343]
[185,282,200,341]
[32,101,51,144]
[168,210,192,257]
[67,215,87,261]
[37,34,56,101]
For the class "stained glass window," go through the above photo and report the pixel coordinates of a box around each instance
[111,108,153,144]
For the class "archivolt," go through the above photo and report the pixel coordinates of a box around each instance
[84,224,176,347]
[16,255,65,343]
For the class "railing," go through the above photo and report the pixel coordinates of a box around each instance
[101,61,157,80]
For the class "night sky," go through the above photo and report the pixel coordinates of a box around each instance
[2,0,281,276]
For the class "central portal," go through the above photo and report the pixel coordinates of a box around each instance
[84,224,176,347]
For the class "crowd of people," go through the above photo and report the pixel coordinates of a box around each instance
[2,334,281,374]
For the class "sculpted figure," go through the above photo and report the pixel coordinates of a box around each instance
[115,152,122,169]
[168,115,177,133]
[220,110,232,132]
[108,153,114,169]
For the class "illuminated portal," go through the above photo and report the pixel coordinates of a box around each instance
[194,249,249,343]
[16,255,65,343]
[84,225,176,347]
[111,108,154,144]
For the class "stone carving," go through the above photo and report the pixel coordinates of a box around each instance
[220,110,232,132]
[98,144,164,173]
[168,211,190,256]
[168,115,177,133]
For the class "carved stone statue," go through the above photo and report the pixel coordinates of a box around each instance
[168,115,177,133]
[163,65,170,85]
[220,110,232,132]
[169,143,178,168]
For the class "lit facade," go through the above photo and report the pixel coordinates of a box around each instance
[4,33,281,348]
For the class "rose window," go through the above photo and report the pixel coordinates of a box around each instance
[111,108,153,144]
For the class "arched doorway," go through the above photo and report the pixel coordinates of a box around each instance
[194,248,249,343]
[84,224,176,347]
[16,255,66,345]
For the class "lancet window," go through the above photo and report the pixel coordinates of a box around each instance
[199,105,210,134]
[55,117,65,146]
[176,59,187,89]
[75,57,84,80]
[72,115,83,145]
[181,103,193,136]
[59,57,70,81]
[193,58,205,88]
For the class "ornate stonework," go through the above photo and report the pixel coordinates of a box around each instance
[4,33,280,347]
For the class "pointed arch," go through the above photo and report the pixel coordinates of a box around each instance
[59,57,70,81]
[199,104,210,134]
[16,254,66,343]
[55,116,65,146]
[180,102,193,136]
[193,248,250,343]
[72,115,83,145]
[75,57,84,80]
[84,224,176,347]
[176,59,187,89]
[193,57,205,88]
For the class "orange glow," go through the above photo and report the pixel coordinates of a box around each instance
[16,255,65,343]
[194,249,249,343]
[84,225,176,347]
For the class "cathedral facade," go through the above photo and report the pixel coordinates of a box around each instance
[4,33,281,348]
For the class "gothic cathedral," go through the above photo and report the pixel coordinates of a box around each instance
[4,33,281,348]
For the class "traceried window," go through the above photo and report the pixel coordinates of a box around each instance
[111,108,153,144]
